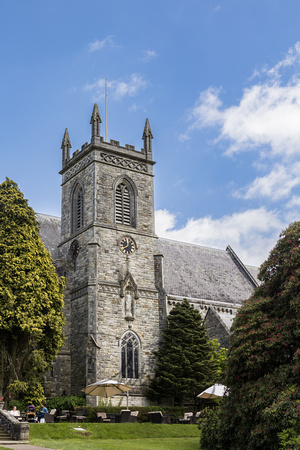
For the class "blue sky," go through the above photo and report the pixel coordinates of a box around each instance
[1,0,300,267]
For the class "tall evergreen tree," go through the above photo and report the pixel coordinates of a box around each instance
[213,221,300,449]
[0,178,64,405]
[146,299,218,407]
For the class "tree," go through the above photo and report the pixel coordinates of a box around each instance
[211,222,300,450]
[146,299,219,408]
[0,178,65,406]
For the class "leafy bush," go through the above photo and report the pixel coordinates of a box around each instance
[9,379,46,410]
[46,395,86,412]
[8,399,26,412]
[199,407,222,449]
[279,427,300,449]
[217,222,300,449]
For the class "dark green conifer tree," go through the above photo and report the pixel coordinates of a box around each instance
[0,178,64,406]
[146,299,218,407]
[213,221,300,450]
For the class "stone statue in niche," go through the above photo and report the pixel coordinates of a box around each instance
[125,289,134,319]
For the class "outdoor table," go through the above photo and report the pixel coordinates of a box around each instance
[106,413,116,423]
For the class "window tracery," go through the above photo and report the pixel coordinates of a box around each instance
[121,331,139,379]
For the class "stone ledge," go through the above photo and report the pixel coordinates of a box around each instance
[0,410,29,440]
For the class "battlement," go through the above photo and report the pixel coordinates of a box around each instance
[61,104,153,170]
[67,137,141,165]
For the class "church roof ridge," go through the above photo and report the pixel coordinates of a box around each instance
[36,212,61,220]
[157,236,228,255]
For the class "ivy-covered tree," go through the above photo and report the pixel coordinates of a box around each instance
[210,222,300,450]
[0,178,65,406]
[146,299,219,408]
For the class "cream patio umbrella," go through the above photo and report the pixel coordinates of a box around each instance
[197,383,227,399]
[83,379,132,408]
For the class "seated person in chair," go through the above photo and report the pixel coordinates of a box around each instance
[37,403,48,422]
[10,406,21,421]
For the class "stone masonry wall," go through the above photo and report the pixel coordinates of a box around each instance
[55,136,160,402]
[0,410,29,441]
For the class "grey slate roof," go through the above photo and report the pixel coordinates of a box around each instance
[155,238,257,305]
[245,264,260,285]
[36,213,61,261]
[36,214,258,307]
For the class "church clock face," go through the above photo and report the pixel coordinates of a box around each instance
[119,237,136,255]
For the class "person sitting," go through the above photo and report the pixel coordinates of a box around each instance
[37,403,48,422]
[10,406,22,421]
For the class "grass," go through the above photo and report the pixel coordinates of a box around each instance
[29,422,200,450]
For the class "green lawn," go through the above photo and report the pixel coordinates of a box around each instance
[29,423,200,450]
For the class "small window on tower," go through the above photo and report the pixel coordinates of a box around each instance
[72,184,84,233]
[115,181,136,227]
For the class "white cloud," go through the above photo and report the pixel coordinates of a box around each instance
[142,49,158,62]
[84,74,148,100]
[286,195,300,208]
[155,209,177,233]
[180,42,300,204]
[266,41,300,79]
[185,81,300,158]
[88,35,115,53]
[155,207,283,266]
[183,42,300,159]
[235,163,300,201]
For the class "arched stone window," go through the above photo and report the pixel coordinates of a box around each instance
[71,184,84,233]
[121,331,139,379]
[115,178,136,227]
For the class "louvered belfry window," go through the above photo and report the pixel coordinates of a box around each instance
[116,182,131,225]
[76,188,83,229]
[121,331,139,379]
[72,184,84,232]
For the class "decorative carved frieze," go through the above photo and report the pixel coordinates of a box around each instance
[100,152,147,172]
[98,285,120,295]
[63,154,94,182]
[139,290,158,299]
[71,286,88,300]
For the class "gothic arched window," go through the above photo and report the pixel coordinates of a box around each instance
[121,331,139,379]
[115,180,136,227]
[72,184,84,233]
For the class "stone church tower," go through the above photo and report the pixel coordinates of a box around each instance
[42,104,259,402]
[55,104,161,405]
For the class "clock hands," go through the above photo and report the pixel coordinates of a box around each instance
[119,237,135,255]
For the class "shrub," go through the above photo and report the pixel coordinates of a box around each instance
[199,407,222,449]
[8,399,25,412]
[46,395,86,412]
[217,222,300,449]
[279,427,300,449]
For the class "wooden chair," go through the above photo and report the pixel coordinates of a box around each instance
[73,408,87,422]
[179,412,193,424]
[148,411,171,424]
[97,412,111,423]
[190,411,201,424]
[44,409,56,423]
[129,410,139,423]
[56,409,68,422]
[115,410,131,423]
